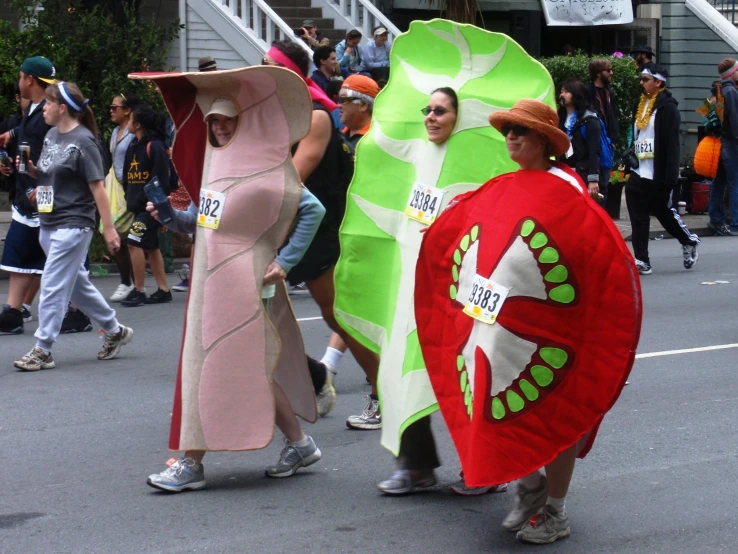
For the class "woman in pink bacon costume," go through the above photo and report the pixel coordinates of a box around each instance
[133,65,327,492]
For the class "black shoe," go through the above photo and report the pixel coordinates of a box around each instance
[60,306,93,334]
[144,288,172,304]
[0,305,24,334]
[121,289,147,307]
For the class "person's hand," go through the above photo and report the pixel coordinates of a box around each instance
[15,154,36,177]
[588,182,599,199]
[345,46,353,54]
[419,226,430,234]
[145,200,160,222]
[28,188,37,204]
[349,66,356,73]
[103,225,121,254]
[263,262,287,285]
[0,132,9,148]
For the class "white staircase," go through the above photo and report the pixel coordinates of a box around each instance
[687,0,738,51]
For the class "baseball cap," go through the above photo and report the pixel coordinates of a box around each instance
[20,56,57,84]
[373,27,388,36]
[302,19,316,28]
[204,96,239,120]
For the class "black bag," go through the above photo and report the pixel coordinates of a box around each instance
[621,146,639,170]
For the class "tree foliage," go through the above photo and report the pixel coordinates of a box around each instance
[0,0,181,139]
[541,53,642,155]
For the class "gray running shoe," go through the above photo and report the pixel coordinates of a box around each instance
[316,382,336,417]
[346,394,381,430]
[682,243,698,269]
[502,473,548,531]
[265,436,321,478]
[147,457,206,493]
[98,325,133,360]
[516,504,571,544]
[449,477,508,496]
[708,221,732,236]
[377,469,437,495]
[14,346,55,371]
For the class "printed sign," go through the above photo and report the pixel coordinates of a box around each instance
[541,0,634,26]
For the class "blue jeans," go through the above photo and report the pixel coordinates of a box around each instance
[709,139,738,229]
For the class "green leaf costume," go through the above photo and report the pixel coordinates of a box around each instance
[334,19,555,454]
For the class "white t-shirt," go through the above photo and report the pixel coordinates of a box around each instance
[633,99,656,181]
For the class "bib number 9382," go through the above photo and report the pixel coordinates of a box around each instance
[463,274,510,325]
[197,189,226,230]
[404,182,445,226]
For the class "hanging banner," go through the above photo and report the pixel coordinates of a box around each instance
[541,0,634,26]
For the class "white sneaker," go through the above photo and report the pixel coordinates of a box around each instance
[110,283,135,302]
[316,382,336,417]
[502,472,548,531]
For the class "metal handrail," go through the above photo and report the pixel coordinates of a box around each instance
[215,0,313,55]
[326,0,400,42]
[712,0,737,24]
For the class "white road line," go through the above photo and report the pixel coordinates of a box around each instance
[635,343,738,359]
[294,316,738,360]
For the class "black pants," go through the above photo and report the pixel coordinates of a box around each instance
[396,416,441,471]
[306,356,326,394]
[625,173,698,265]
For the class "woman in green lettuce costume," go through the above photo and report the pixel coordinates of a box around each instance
[332,20,554,491]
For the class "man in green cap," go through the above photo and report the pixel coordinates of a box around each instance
[0,56,56,334]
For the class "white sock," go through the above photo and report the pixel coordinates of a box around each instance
[22,303,32,312]
[320,347,344,371]
[546,495,566,514]
[290,434,310,447]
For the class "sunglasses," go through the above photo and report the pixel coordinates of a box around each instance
[639,76,654,83]
[501,124,530,137]
[109,105,124,111]
[421,106,452,117]
[337,97,362,105]
[261,57,285,67]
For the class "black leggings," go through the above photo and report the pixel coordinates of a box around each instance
[397,416,441,471]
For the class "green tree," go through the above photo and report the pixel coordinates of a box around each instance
[0,0,181,139]
[541,53,642,157]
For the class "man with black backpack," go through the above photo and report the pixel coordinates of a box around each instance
[588,58,619,200]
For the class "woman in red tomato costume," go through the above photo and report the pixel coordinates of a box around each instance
[415,99,642,545]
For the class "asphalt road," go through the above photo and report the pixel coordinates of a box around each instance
[1,236,737,553]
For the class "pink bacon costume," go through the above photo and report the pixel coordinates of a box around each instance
[129,66,318,452]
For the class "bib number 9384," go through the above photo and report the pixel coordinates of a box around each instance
[197,189,226,230]
[463,274,510,325]
[404,182,445,226]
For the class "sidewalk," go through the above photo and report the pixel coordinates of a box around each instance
[0,195,713,279]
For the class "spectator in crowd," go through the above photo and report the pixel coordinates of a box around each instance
[335,29,364,77]
[326,79,343,130]
[631,45,654,70]
[558,78,602,200]
[364,27,391,85]
[197,56,218,72]
[339,74,378,150]
[625,63,699,275]
[708,58,738,236]
[311,45,338,94]
[587,58,619,195]
[301,19,330,48]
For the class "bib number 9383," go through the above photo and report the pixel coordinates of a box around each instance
[404,182,445,226]
[197,189,226,230]
[463,274,510,325]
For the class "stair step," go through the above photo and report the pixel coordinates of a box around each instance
[270,0,315,8]
[270,6,323,19]
[279,16,335,29]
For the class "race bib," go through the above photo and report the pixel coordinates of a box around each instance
[462,274,510,325]
[36,186,54,213]
[404,182,445,226]
[634,138,654,160]
[197,189,226,230]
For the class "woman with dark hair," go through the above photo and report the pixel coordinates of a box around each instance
[558,78,602,200]
[13,81,133,371]
[121,105,172,307]
[263,40,381,427]
[107,91,138,302]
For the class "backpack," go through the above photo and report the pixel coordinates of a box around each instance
[581,114,614,170]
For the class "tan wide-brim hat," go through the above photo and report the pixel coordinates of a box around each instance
[489,99,570,158]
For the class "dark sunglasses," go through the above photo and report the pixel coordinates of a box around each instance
[337,97,362,105]
[109,105,124,111]
[639,76,653,83]
[421,106,452,117]
[501,124,530,137]
[261,57,284,67]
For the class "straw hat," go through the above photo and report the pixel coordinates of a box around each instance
[489,99,570,157]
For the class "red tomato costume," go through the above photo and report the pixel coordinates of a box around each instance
[415,163,642,487]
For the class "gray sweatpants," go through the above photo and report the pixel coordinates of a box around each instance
[35,227,120,351]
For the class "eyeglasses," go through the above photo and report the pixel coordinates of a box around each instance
[501,124,530,137]
[337,97,362,105]
[421,106,452,117]
[109,105,124,111]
